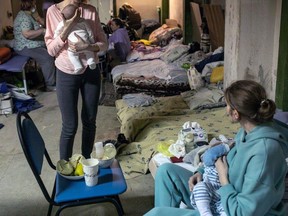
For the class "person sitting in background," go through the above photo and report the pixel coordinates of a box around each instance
[14,0,56,92]
[108,18,131,66]
[54,4,96,74]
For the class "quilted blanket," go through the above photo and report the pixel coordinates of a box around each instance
[115,95,240,179]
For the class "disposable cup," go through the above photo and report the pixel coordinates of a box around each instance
[82,158,99,187]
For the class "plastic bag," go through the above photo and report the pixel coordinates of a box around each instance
[156,140,175,157]
[187,67,204,90]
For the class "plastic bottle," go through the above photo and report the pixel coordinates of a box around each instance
[94,142,104,159]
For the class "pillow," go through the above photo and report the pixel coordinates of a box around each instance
[160,44,189,63]
[181,85,224,110]
[0,47,12,64]
[210,66,224,83]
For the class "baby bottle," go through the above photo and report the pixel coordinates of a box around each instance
[94,142,104,159]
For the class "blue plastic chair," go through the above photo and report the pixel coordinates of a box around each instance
[16,111,127,216]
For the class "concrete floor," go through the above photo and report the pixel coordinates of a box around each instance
[0,89,154,216]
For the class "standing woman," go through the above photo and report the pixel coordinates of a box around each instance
[45,0,108,160]
[14,0,56,91]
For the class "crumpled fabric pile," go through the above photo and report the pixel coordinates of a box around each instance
[168,121,208,158]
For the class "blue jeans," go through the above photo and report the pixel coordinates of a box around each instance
[56,66,101,160]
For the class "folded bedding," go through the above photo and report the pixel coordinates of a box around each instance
[112,38,214,97]
[112,59,191,96]
[181,85,225,110]
[114,76,191,96]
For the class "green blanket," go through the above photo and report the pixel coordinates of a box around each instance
[115,96,239,179]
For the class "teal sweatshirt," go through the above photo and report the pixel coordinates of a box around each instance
[218,120,288,216]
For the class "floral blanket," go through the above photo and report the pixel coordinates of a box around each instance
[115,95,240,179]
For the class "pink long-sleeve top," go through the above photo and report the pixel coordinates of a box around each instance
[45,3,108,74]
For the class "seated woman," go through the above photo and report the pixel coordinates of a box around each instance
[108,18,131,66]
[14,0,56,92]
[145,80,288,216]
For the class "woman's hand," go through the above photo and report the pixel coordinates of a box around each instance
[68,33,100,53]
[22,28,45,40]
[188,172,202,191]
[60,9,81,41]
[68,33,88,52]
[215,156,229,186]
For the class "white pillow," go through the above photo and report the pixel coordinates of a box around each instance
[160,44,189,63]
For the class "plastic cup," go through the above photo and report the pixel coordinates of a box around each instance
[103,143,117,159]
[82,158,99,187]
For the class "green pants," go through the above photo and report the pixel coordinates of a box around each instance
[144,163,200,216]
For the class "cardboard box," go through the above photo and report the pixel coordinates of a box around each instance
[165,19,178,28]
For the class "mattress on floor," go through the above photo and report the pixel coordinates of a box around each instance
[115,93,239,179]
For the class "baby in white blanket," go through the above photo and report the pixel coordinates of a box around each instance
[54,4,96,74]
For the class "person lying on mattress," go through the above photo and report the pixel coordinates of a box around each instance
[145,79,288,216]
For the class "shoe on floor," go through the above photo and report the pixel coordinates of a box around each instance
[103,134,129,154]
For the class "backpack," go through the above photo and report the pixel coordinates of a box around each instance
[118,4,142,30]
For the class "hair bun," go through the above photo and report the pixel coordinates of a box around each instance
[257,99,276,122]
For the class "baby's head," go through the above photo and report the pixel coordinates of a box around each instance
[61,4,78,20]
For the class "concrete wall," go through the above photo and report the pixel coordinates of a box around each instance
[0,1,14,37]
[169,0,184,27]
[89,0,113,23]
[224,0,282,100]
